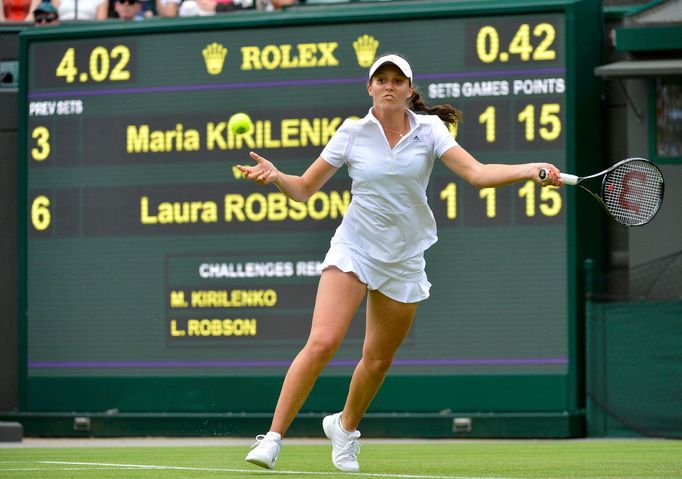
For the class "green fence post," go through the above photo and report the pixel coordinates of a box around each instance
[584,258,606,436]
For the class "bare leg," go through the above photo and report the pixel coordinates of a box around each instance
[269,267,367,435]
[340,290,417,431]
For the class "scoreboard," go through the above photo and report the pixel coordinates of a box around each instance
[19,0,602,417]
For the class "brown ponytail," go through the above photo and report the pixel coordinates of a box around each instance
[409,89,462,126]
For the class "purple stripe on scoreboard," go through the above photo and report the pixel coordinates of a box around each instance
[28,357,568,369]
[27,68,566,99]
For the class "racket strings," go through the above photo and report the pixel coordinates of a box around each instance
[602,161,663,225]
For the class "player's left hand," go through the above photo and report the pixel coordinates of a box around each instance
[237,151,280,185]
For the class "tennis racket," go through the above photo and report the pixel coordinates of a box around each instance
[539,158,664,226]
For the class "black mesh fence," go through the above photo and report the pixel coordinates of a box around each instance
[589,250,682,302]
[586,250,682,438]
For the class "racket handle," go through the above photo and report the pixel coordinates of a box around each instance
[538,169,579,186]
[560,173,579,185]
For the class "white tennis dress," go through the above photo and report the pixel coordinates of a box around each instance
[320,108,458,303]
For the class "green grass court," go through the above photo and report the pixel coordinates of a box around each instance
[2,439,682,479]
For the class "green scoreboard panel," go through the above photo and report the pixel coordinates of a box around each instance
[19,0,602,419]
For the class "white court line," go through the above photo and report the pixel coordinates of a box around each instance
[40,461,518,479]
[1,468,111,471]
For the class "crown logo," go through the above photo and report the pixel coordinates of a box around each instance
[202,43,228,75]
[352,34,379,68]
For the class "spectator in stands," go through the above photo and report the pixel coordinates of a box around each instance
[32,0,59,24]
[174,0,215,16]
[177,0,261,16]
[104,0,151,18]
[111,0,142,19]
[138,0,152,16]
[46,0,108,20]
[1,0,42,21]
[214,0,253,12]
[257,0,296,10]
[155,0,181,16]
[155,0,293,16]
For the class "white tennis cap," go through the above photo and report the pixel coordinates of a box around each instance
[368,54,413,83]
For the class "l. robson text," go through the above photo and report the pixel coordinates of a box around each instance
[170,318,257,337]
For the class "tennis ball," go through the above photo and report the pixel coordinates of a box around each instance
[228,112,253,135]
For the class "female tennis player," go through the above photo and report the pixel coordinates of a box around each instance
[238,53,562,472]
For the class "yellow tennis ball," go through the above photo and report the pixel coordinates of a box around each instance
[228,112,253,135]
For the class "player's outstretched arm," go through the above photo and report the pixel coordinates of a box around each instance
[237,151,338,202]
[440,146,562,188]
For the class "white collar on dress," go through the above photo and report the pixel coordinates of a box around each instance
[361,107,430,128]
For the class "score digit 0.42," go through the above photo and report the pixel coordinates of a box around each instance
[475,22,557,64]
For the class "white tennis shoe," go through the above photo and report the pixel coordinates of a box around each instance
[323,412,361,472]
[245,431,281,470]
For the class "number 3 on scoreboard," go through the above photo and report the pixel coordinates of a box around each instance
[31,126,50,161]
